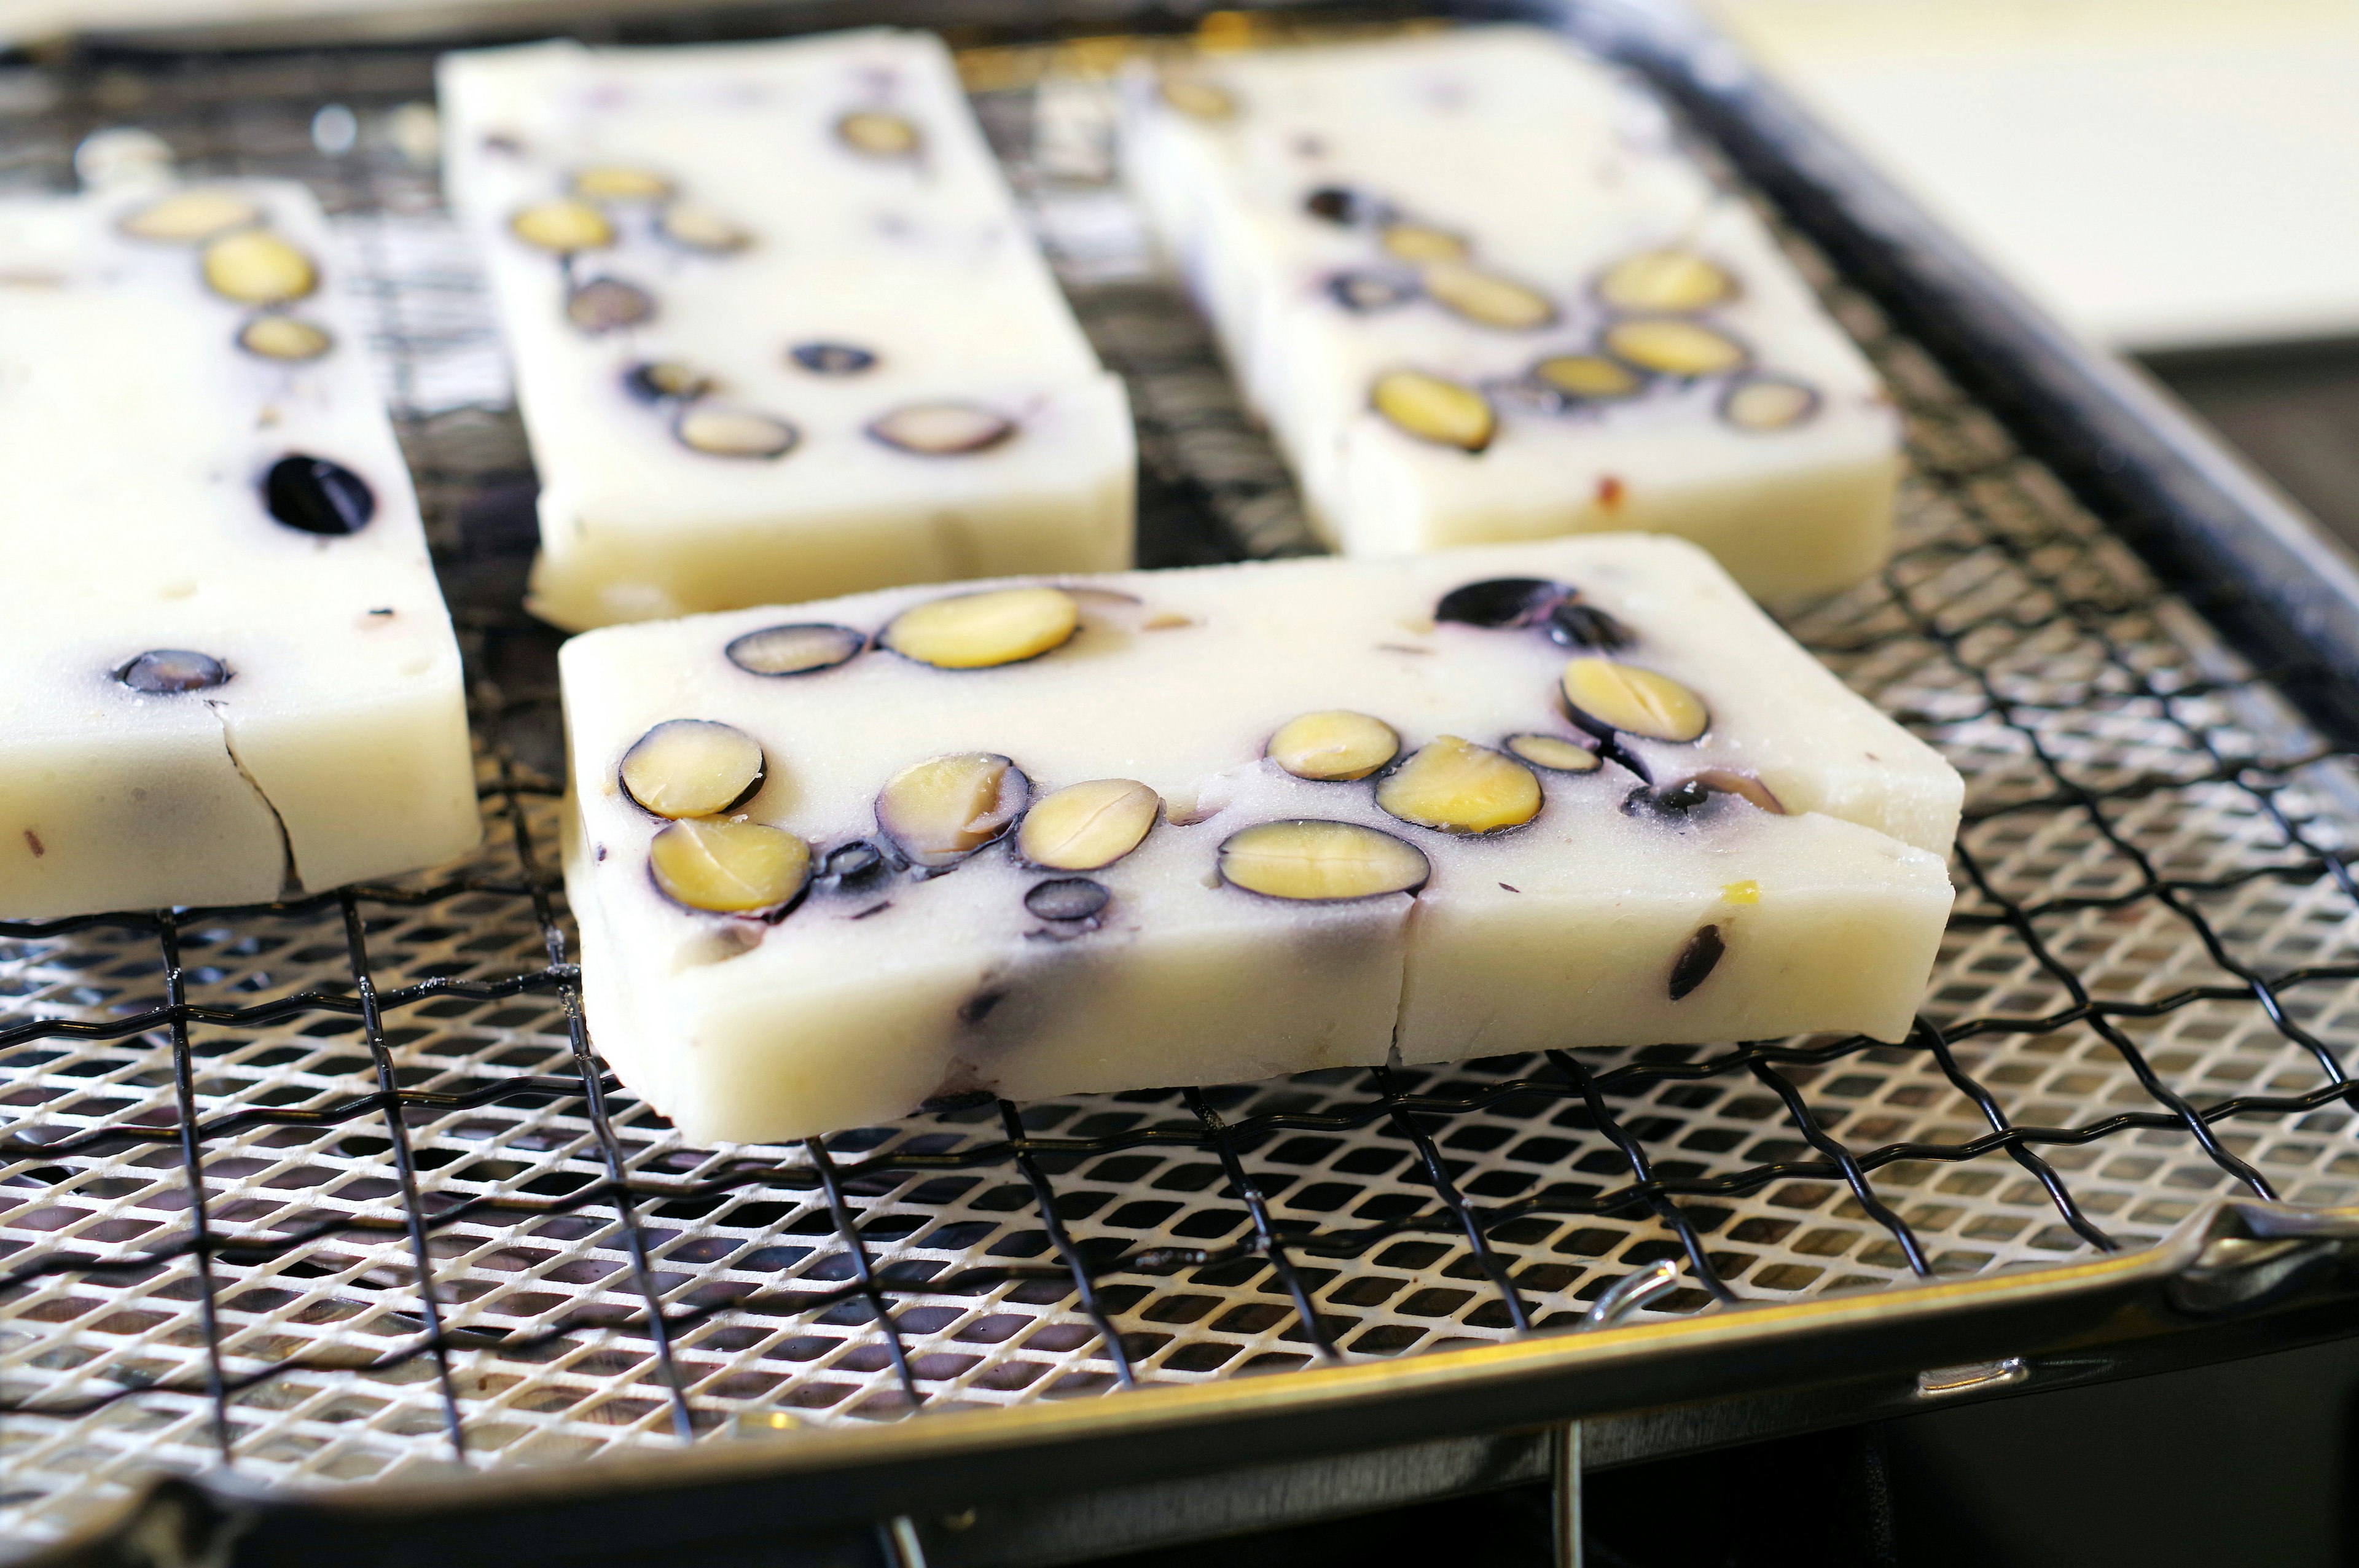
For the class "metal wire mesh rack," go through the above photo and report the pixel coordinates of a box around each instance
[10,8,2359,1560]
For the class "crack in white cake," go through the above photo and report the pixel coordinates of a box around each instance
[560,534,1959,1145]
[439,29,1137,631]
[1121,26,1903,601]
[0,183,479,919]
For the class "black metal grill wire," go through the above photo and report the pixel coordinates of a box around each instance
[5,33,2359,1529]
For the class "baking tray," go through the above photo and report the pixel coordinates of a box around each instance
[12,2,2359,1563]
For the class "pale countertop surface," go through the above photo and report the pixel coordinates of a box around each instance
[1705,0,2359,353]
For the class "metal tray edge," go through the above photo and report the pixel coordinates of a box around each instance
[29,1195,2359,1566]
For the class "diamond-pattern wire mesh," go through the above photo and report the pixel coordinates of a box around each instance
[9,28,2359,1550]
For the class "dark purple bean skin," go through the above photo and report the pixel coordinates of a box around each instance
[1025,877,1111,922]
[264,454,374,536]
[1434,577,1567,629]
[119,649,230,693]
[1669,924,1725,1001]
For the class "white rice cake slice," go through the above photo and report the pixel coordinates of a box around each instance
[0,184,479,920]
[439,29,1137,632]
[560,534,1958,1145]
[1121,26,1901,602]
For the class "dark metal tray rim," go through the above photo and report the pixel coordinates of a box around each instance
[22,1192,2359,1565]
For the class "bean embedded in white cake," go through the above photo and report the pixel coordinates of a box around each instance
[1121,26,1903,603]
[560,534,1960,1145]
[439,28,1138,632]
[0,184,479,920]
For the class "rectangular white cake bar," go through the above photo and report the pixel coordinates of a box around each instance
[1122,27,1903,602]
[439,29,1138,632]
[561,534,1960,1145]
[0,184,479,920]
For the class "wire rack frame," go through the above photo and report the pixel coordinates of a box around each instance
[8,28,2359,1549]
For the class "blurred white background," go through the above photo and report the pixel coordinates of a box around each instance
[1706,0,2359,353]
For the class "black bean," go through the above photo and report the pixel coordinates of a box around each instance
[1326,270,1418,313]
[1025,877,1110,922]
[1433,577,1568,629]
[119,649,229,693]
[1624,779,1713,819]
[1669,924,1725,1000]
[566,276,655,333]
[1304,185,1361,223]
[726,623,866,677]
[264,454,374,536]
[789,341,878,375]
[1546,601,1634,651]
[622,361,711,404]
[823,840,888,885]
